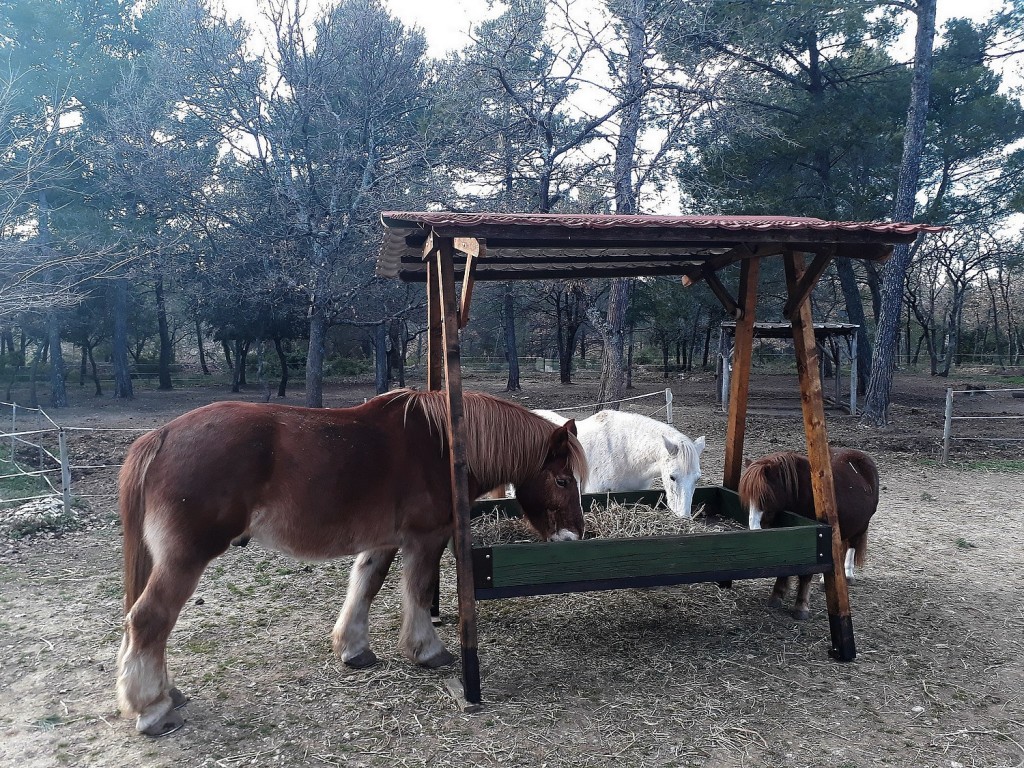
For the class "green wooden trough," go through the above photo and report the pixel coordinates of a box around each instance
[468,486,833,600]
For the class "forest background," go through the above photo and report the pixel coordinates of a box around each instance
[2,0,1023,425]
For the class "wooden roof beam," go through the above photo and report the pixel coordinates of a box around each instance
[782,249,834,320]
[704,270,742,319]
[457,239,483,328]
[681,243,788,287]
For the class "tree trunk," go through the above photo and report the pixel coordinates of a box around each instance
[834,259,872,394]
[238,340,249,385]
[504,284,520,391]
[196,317,211,375]
[374,321,390,394]
[86,343,101,396]
[862,0,937,426]
[598,0,645,408]
[274,337,289,397]
[112,277,134,400]
[256,339,271,402]
[28,341,44,409]
[231,339,244,393]
[155,274,173,391]
[596,277,632,409]
[305,309,327,407]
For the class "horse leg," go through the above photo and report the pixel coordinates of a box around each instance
[399,533,456,668]
[846,532,868,579]
[117,558,207,737]
[768,576,789,609]
[792,575,812,620]
[332,547,398,668]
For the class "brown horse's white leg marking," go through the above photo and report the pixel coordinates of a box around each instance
[333,548,398,668]
[399,533,455,668]
[117,513,209,736]
[844,547,857,579]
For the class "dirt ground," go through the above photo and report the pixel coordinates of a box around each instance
[0,367,1022,768]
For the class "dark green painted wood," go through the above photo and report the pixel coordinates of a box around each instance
[485,526,824,589]
[468,484,834,594]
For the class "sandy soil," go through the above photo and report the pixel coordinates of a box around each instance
[0,367,1021,768]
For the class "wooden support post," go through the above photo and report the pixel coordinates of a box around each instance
[426,245,444,623]
[784,251,856,662]
[850,333,858,415]
[723,258,759,491]
[425,242,443,392]
[435,237,483,703]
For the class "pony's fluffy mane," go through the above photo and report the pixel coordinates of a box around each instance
[739,451,803,511]
[387,389,587,488]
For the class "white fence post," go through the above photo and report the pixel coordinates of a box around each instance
[59,427,72,515]
[665,388,673,425]
[942,387,954,465]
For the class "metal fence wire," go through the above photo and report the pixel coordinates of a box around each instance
[0,402,71,513]
[941,387,1024,464]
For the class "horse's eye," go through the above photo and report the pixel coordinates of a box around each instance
[556,478,568,488]
[669,475,677,482]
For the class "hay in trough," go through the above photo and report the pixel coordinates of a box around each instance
[471,497,742,546]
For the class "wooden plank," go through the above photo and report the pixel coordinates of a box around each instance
[435,237,483,703]
[484,526,822,589]
[782,250,833,320]
[426,256,443,391]
[453,237,481,258]
[723,258,760,490]
[704,270,741,318]
[399,264,727,281]
[458,240,482,329]
[425,225,920,247]
[784,251,855,661]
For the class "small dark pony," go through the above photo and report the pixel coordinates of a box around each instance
[739,448,879,619]
[116,389,587,736]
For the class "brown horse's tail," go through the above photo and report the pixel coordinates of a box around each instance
[119,429,165,612]
[852,531,868,568]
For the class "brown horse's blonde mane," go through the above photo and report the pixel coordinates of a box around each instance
[387,389,587,488]
[741,451,803,510]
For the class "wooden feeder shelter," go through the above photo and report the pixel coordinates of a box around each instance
[376,211,940,707]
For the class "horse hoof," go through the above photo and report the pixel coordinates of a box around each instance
[418,648,457,669]
[793,609,810,621]
[768,597,785,610]
[139,708,185,738]
[343,650,379,669]
[169,687,188,710]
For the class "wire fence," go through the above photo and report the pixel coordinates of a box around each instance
[0,402,155,515]
[0,402,71,513]
[539,388,675,424]
[941,387,1024,464]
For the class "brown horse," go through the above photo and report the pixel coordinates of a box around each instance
[739,448,879,619]
[116,389,587,736]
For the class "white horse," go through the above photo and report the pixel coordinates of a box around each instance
[535,409,706,519]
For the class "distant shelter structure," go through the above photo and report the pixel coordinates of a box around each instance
[718,321,861,415]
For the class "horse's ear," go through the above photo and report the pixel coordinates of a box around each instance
[563,418,577,436]
[548,423,572,456]
[663,435,680,456]
[694,435,706,454]
[742,454,751,469]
